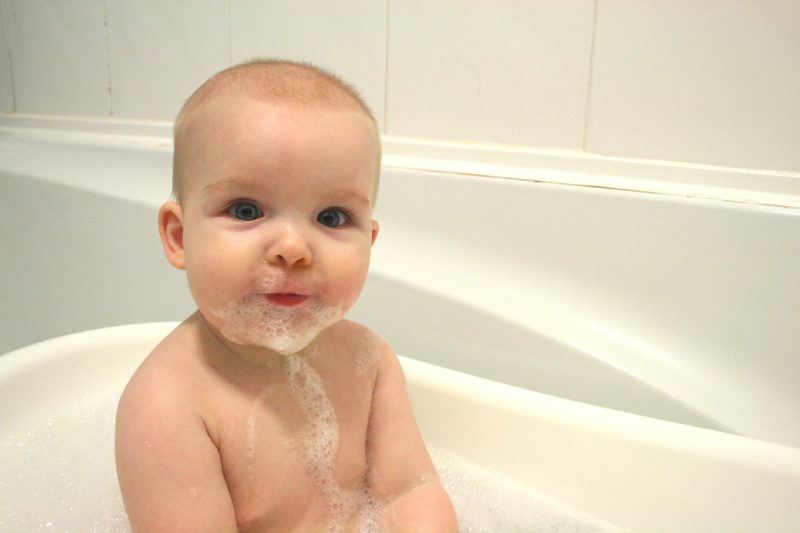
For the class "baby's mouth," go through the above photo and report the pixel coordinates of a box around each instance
[264,293,310,307]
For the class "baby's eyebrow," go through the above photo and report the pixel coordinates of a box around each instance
[201,179,371,206]
[324,189,370,207]
[202,178,258,193]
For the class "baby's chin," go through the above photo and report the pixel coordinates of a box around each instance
[207,295,344,356]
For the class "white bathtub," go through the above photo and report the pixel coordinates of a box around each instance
[2,323,799,532]
[1,117,800,528]
[2,117,799,448]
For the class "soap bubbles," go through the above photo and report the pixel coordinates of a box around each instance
[0,394,129,532]
[212,295,343,356]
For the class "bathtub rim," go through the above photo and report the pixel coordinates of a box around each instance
[3,321,799,458]
[2,113,800,209]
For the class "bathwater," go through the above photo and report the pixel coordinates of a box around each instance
[1,394,126,532]
[1,394,626,532]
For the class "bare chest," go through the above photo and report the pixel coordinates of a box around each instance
[210,375,373,530]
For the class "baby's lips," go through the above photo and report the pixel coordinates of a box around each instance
[265,293,310,307]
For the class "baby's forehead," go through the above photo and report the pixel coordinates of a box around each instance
[196,92,369,126]
[180,97,380,200]
[173,62,381,203]
[182,63,374,124]
[178,86,378,157]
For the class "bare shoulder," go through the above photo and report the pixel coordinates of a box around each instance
[333,319,397,376]
[116,321,208,464]
[118,322,201,416]
[115,321,237,531]
[335,319,391,347]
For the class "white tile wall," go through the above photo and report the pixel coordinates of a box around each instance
[0,1,13,113]
[587,0,800,173]
[229,0,388,128]
[0,0,798,174]
[386,0,595,149]
[7,0,109,116]
[107,1,229,121]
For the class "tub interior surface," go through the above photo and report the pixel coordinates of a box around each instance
[0,173,723,436]
[0,175,193,353]
[2,129,800,449]
[2,324,800,532]
[362,168,800,447]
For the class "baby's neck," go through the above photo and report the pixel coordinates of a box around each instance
[195,310,330,369]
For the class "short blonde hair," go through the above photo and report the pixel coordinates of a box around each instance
[172,59,380,203]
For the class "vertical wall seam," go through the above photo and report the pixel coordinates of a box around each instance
[2,0,18,113]
[382,0,390,133]
[227,0,232,64]
[582,0,599,152]
[103,0,112,116]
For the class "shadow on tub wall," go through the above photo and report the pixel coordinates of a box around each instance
[0,175,195,354]
[349,272,728,434]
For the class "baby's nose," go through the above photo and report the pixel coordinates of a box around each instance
[265,224,312,268]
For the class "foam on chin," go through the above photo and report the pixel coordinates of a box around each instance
[210,294,343,356]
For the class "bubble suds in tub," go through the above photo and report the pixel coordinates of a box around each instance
[0,376,627,532]
[0,394,130,532]
[284,351,380,532]
[212,294,343,356]
[429,447,629,533]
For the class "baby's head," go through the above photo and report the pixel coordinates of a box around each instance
[160,60,381,357]
[172,59,381,205]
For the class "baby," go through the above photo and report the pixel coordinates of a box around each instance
[115,60,457,532]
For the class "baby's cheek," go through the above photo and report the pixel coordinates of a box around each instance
[334,264,370,309]
[186,262,237,311]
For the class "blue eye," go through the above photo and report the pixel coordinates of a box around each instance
[317,208,349,228]
[228,201,263,221]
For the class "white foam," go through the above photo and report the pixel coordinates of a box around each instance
[430,447,629,533]
[2,380,627,532]
[212,294,343,356]
[246,383,274,480]
[0,394,129,532]
[284,352,380,532]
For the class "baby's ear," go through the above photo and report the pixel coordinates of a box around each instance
[371,219,380,245]
[158,201,186,270]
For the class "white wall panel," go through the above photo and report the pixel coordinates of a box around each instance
[587,0,800,173]
[230,0,387,128]
[1,0,797,184]
[0,1,13,112]
[107,0,229,121]
[386,0,595,148]
[8,0,108,116]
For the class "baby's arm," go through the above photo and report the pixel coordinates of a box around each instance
[115,363,238,533]
[366,349,458,531]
